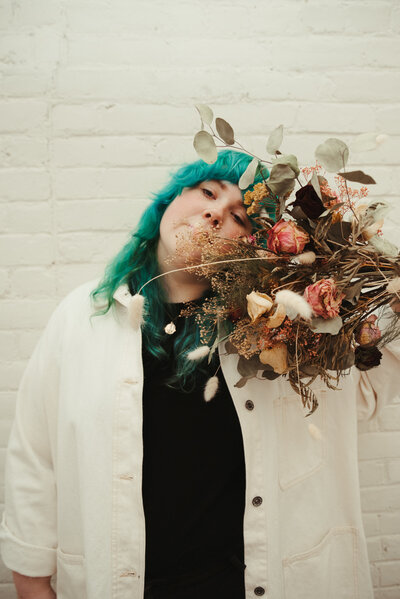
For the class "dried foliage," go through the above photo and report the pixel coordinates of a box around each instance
[177,107,400,414]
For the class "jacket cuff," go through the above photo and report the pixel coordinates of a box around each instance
[0,514,57,576]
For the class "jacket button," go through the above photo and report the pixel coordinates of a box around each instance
[254,587,265,596]
[245,400,254,410]
[252,496,263,507]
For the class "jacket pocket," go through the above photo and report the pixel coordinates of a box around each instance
[282,526,359,599]
[273,389,327,489]
[56,548,87,599]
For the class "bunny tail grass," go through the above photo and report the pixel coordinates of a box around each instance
[187,345,211,361]
[308,422,322,440]
[204,376,219,402]
[128,294,145,330]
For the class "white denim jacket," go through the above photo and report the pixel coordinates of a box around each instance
[1,278,400,599]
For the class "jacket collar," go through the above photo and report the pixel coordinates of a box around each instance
[112,284,132,308]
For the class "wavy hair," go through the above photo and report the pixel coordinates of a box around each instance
[90,149,271,392]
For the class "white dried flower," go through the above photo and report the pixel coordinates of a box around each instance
[362,219,384,241]
[292,251,316,265]
[274,289,313,321]
[387,277,400,294]
[308,423,322,440]
[246,290,273,322]
[128,294,145,330]
[204,376,219,402]
[187,345,210,361]
[164,322,176,335]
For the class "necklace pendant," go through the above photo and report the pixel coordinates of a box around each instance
[164,321,176,335]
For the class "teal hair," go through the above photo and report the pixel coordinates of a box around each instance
[90,149,270,392]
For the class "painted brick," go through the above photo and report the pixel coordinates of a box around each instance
[12,0,63,27]
[367,536,384,561]
[387,461,400,484]
[360,485,400,512]
[0,393,16,420]
[0,271,9,297]
[359,460,386,487]
[16,330,42,359]
[53,166,171,199]
[2,202,52,233]
[358,432,400,459]
[55,199,149,232]
[55,264,102,297]
[0,137,48,167]
[10,267,56,298]
[379,406,400,431]
[56,231,130,263]
[0,35,32,65]
[0,361,27,391]
[379,561,400,586]
[0,67,52,97]
[382,535,400,560]
[0,169,50,200]
[0,235,55,266]
[379,513,400,535]
[363,513,381,537]
[0,101,47,133]
[0,333,18,361]
[0,300,57,329]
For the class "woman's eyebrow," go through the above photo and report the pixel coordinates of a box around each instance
[213,180,227,190]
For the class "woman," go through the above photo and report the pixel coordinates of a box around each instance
[1,149,400,599]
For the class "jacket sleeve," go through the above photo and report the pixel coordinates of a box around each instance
[356,331,400,422]
[0,301,65,576]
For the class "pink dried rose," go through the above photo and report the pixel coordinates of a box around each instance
[304,278,345,319]
[354,315,381,347]
[267,219,310,255]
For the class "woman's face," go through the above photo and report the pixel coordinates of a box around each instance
[157,179,253,268]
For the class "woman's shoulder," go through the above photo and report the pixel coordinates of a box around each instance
[47,277,102,328]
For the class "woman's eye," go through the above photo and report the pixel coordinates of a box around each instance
[202,188,214,198]
[233,213,244,225]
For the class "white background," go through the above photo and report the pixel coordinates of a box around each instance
[0,0,399,596]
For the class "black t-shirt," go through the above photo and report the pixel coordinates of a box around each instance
[139,297,246,581]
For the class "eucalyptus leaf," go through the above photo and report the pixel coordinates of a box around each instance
[237,354,261,378]
[225,340,238,354]
[369,235,399,257]
[272,153,300,177]
[309,316,343,335]
[344,280,364,305]
[315,138,349,173]
[310,171,322,200]
[267,124,284,154]
[268,163,296,197]
[193,130,218,164]
[215,117,235,145]
[238,157,259,190]
[338,170,376,185]
[234,376,249,389]
[195,104,213,126]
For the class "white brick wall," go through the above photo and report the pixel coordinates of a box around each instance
[0,0,399,596]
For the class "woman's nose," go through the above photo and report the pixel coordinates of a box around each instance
[202,207,223,229]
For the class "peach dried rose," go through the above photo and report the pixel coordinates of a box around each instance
[304,278,345,319]
[267,220,309,255]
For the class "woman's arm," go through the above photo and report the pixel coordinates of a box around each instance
[12,572,55,599]
[0,301,65,579]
